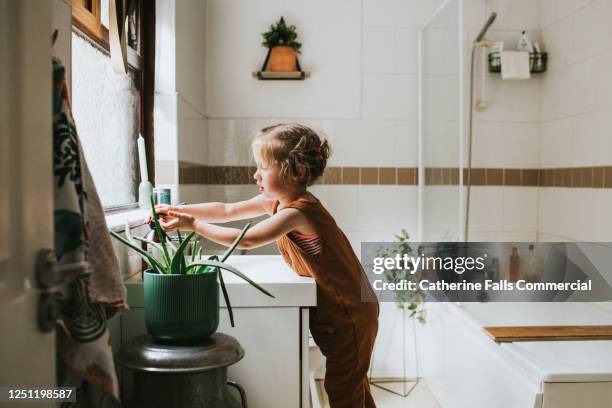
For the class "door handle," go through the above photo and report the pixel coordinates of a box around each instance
[35,248,92,289]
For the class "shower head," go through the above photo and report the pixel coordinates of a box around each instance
[474,12,497,43]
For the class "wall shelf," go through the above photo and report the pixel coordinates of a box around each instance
[251,70,310,80]
[253,47,310,80]
[489,51,548,74]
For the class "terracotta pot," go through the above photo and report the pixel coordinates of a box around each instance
[268,45,297,72]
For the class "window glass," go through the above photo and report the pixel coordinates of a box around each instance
[100,0,109,28]
[71,31,139,208]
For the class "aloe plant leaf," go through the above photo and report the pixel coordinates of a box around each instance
[150,195,172,267]
[170,231,196,274]
[208,255,235,327]
[186,260,274,298]
[191,237,200,263]
[177,229,183,245]
[110,230,166,274]
[132,236,163,252]
[220,223,251,262]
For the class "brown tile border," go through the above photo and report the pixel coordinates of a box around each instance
[177,162,612,188]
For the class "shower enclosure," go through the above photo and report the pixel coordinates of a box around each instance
[418,0,465,242]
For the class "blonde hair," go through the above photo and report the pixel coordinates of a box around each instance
[252,123,331,187]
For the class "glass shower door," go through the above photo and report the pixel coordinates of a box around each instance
[419,0,464,241]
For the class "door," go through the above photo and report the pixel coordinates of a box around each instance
[0,0,56,400]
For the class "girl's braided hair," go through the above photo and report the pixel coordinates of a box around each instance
[252,123,331,187]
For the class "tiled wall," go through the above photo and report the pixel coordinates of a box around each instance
[199,0,447,258]
[539,0,612,241]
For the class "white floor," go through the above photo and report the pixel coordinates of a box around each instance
[316,379,441,408]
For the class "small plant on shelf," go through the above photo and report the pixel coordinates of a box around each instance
[261,16,302,72]
[110,196,274,341]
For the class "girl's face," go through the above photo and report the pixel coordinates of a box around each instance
[253,151,288,200]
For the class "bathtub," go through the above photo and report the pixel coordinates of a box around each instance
[418,302,612,408]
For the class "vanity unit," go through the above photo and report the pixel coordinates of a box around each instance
[110,255,316,408]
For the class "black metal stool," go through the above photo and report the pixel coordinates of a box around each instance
[116,332,247,408]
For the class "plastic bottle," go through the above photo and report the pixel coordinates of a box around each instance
[525,244,544,282]
[517,31,534,53]
[509,247,520,282]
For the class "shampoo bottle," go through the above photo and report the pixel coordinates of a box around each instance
[509,247,520,282]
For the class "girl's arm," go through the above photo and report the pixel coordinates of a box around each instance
[153,194,272,223]
[162,207,306,250]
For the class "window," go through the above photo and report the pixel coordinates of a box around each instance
[71,0,154,209]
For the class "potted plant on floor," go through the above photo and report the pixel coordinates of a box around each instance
[110,197,274,342]
[261,16,302,72]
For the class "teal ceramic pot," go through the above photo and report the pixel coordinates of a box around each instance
[143,269,219,342]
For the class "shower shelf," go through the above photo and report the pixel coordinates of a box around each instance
[488,52,548,74]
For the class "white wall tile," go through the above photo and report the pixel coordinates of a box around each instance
[395,121,419,166]
[463,0,487,30]
[422,28,461,76]
[207,119,251,166]
[309,185,359,231]
[424,120,461,167]
[591,50,612,111]
[423,74,461,121]
[154,93,178,161]
[424,186,462,236]
[485,0,540,31]
[321,120,417,166]
[467,187,503,232]
[176,0,206,115]
[501,231,537,241]
[178,98,208,165]
[474,76,540,123]
[572,109,612,166]
[539,118,573,167]
[362,27,396,73]
[572,0,612,63]
[472,122,539,168]
[356,186,418,232]
[395,28,419,74]
[541,15,574,73]
[206,185,260,203]
[363,0,444,28]
[320,120,395,166]
[206,0,361,118]
[540,0,592,29]
[502,187,538,232]
[179,185,208,204]
[363,74,418,119]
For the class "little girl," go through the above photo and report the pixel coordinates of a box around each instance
[154,123,379,408]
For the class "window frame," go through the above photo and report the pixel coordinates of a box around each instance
[72,0,155,211]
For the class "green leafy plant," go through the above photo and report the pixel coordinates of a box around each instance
[261,16,302,53]
[110,196,274,326]
[377,229,426,323]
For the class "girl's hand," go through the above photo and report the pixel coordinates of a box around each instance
[159,210,196,232]
[144,204,180,225]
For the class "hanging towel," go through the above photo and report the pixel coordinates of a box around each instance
[501,51,530,80]
[53,57,127,406]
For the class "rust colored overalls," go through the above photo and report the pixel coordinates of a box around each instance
[273,197,379,408]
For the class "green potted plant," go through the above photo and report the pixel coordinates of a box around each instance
[261,16,302,72]
[377,229,426,323]
[110,197,274,342]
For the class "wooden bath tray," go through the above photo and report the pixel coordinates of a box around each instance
[483,325,612,342]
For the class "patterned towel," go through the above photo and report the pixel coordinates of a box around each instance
[53,57,127,406]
